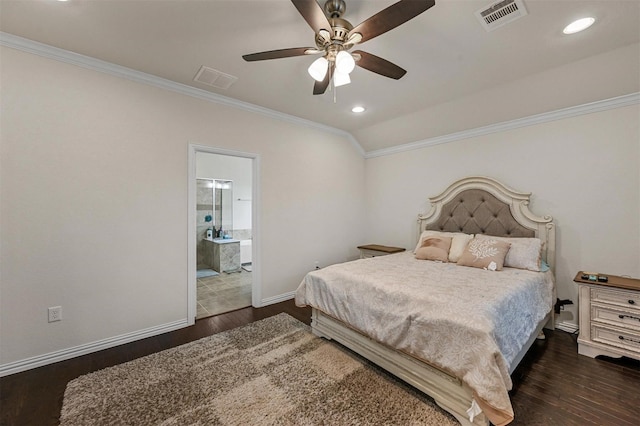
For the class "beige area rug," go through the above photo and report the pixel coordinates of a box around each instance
[60,314,457,425]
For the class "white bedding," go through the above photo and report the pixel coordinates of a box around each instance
[295,251,554,424]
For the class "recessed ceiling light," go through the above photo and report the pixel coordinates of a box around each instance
[351,106,365,113]
[563,17,595,35]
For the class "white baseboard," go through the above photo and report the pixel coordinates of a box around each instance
[555,320,579,334]
[2,290,298,376]
[260,291,295,307]
[0,318,189,377]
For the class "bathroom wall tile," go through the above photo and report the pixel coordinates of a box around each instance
[230,229,252,240]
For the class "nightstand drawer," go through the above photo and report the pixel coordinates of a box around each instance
[591,304,640,331]
[591,325,640,354]
[592,287,640,309]
[360,249,386,258]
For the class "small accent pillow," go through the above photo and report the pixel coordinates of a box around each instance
[415,237,452,262]
[475,234,543,271]
[414,231,473,262]
[457,237,511,270]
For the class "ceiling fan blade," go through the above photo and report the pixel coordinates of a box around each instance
[348,0,435,44]
[353,50,406,80]
[313,63,333,95]
[291,0,332,34]
[242,47,316,61]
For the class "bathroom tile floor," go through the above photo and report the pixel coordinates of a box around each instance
[196,269,252,319]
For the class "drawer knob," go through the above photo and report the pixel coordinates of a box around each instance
[619,335,640,344]
[629,300,636,305]
[618,314,640,322]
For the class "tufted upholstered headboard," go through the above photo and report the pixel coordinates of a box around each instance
[418,176,556,271]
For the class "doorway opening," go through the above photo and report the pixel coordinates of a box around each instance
[188,145,260,323]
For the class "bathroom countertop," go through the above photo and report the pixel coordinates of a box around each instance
[204,237,240,244]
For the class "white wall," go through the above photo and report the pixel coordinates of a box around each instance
[196,153,253,233]
[0,46,366,369]
[364,104,640,327]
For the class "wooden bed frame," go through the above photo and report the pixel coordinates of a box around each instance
[310,176,556,426]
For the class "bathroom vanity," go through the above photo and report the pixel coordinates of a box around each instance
[205,238,241,273]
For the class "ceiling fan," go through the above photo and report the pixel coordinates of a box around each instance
[242,0,436,95]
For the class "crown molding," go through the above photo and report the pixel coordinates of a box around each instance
[3,32,635,161]
[365,92,640,159]
[0,32,365,157]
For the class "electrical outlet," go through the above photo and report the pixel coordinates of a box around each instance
[48,306,62,323]
[314,261,320,270]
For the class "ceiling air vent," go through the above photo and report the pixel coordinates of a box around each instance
[475,0,528,32]
[193,66,238,90]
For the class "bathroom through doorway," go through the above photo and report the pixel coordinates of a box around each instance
[188,146,259,321]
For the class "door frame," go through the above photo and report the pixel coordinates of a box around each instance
[187,144,261,324]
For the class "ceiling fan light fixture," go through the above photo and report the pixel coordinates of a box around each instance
[563,17,595,34]
[308,57,329,81]
[335,50,355,74]
[334,70,351,87]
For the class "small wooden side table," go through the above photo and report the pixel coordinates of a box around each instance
[357,244,406,259]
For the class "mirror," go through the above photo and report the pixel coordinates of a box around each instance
[196,178,233,240]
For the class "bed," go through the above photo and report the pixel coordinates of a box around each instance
[295,176,556,426]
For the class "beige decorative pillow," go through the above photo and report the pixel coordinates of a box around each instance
[457,237,511,270]
[414,231,473,262]
[475,234,542,271]
[415,237,452,262]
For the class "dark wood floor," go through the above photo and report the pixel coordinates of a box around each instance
[1,300,639,425]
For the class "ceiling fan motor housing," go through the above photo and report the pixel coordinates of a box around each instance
[329,18,352,43]
[315,17,353,59]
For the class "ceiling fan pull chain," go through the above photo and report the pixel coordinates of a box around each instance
[331,66,337,103]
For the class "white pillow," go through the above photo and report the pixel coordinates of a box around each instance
[475,234,542,271]
[414,230,474,263]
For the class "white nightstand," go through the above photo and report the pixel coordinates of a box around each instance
[575,271,640,361]
[357,244,405,259]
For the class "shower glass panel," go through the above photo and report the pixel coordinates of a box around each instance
[196,179,215,269]
[214,180,233,236]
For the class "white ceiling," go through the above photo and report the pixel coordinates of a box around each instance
[2,0,639,152]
